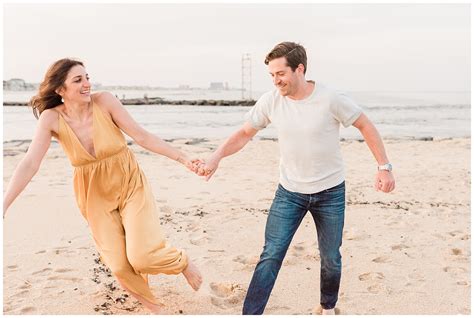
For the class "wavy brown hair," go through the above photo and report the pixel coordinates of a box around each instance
[29,58,84,119]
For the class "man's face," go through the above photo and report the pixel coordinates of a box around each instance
[268,57,300,97]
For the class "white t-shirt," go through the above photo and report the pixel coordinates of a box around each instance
[244,82,362,194]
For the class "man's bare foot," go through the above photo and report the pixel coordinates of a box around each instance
[322,308,335,315]
[182,259,203,291]
[313,305,339,315]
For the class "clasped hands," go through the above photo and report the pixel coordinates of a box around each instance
[182,156,219,181]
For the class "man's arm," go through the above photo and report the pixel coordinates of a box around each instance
[352,113,395,193]
[197,122,258,181]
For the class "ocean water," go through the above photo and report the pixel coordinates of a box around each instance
[2,89,470,142]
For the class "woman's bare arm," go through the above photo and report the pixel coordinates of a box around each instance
[94,92,197,169]
[3,110,56,216]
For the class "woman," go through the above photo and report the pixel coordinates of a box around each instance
[3,58,203,313]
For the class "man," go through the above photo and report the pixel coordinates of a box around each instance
[195,42,395,315]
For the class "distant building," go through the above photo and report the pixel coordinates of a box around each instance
[178,84,190,90]
[92,82,103,90]
[4,78,36,91]
[209,82,225,90]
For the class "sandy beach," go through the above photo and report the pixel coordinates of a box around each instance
[2,137,471,315]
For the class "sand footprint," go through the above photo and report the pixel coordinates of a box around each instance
[408,271,426,282]
[209,282,246,309]
[285,245,309,265]
[367,284,384,294]
[51,246,76,256]
[448,230,463,237]
[343,228,369,241]
[443,266,468,275]
[189,232,209,246]
[160,205,174,214]
[3,304,13,313]
[54,268,75,273]
[358,272,385,281]
[32,267,53,275]
[232,255,259,271]
[286,241,319,263]
[20,306,36,314]
[186,221,202,232]
[266,305,291,314]
[290,242,308,256]
[372,256,392,263]
[18,281,32,290]
[450,248,463,256]
[456,281,469,286]
[233,255,259,266]
[358,272,386,294]
[47,275,83,283]
[7,265,18,271]
[391,244,409,251]
[12,290,30,298]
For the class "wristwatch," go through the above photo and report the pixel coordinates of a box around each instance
[378,163,393,172]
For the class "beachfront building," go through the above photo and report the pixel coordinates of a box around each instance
[209,82,229,90]
[4,78,36,91]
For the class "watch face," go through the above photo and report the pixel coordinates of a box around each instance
[379,164,392,171]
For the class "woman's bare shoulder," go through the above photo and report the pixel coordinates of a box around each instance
[91,91,121,120]
[38,108,60,135]
[40,107,60,120]
[92,91,118,105]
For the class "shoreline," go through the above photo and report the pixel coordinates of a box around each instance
[3,136,470,146]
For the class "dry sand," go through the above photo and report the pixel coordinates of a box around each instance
[2,137,471,315]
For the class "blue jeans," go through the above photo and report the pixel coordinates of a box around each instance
[242,182,345,314]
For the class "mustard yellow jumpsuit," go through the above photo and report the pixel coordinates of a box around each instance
[55,101,188,305]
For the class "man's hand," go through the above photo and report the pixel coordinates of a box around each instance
[374,170,395,193]
[195,155,220,181]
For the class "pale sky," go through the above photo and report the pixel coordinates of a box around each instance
[3,3,471,92]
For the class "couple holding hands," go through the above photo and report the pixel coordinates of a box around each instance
[3,41,395,315]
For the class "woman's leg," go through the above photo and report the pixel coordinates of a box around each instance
[87,207,162,311]
[120,172,202,290]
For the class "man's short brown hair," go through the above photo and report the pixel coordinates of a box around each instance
[264,42,307,74]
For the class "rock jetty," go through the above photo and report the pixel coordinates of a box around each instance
[3,97,257,107]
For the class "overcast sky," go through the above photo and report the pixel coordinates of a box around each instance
[3,3,470,92]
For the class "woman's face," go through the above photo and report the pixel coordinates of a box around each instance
[59,65,91,104]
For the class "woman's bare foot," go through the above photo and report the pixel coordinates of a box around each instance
[143,301,166,314]
[182,259,203,291]
[116,277,166,314]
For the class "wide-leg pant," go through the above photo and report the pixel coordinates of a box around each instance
[84,168,188,305]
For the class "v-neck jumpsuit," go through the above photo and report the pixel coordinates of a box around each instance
[55,101,188,305]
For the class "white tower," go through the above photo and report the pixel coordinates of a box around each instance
[241,53,252,100]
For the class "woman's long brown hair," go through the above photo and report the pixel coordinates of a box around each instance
[29,58,84,119]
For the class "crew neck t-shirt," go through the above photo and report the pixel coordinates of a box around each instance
[244,82,362,194]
